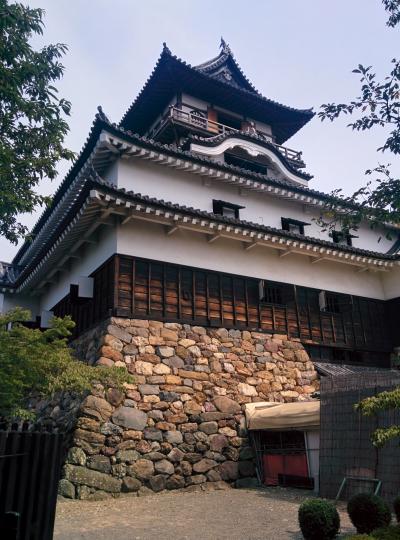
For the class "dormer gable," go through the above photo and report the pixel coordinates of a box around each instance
[194,38,259,94]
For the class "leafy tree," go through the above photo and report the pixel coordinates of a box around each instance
[0,1,74,244]
[356,388,400,447]
[324,1,400,449]
[318,0,400,236]
[0,308,133,420]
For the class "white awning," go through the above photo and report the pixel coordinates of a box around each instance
[244,401,320,431]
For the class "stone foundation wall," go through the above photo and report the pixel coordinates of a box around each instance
[60,318,319,500]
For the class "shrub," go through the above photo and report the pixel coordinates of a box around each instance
[393,497,400,523]
[343,536,374,540]
[298,498,340,540]
[372,525,400,540]
[347,493,391,534]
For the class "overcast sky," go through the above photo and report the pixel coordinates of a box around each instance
[2,0,399,261]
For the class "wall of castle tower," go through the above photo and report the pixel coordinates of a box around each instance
[117,219,386,299]
[114,158,395,255]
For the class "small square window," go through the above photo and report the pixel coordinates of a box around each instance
[213,200,244,220]
[281,217,309,236]
[221,206,237,219]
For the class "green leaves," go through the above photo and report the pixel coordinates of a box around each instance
[356,387,400,447]
[0,308,133,420]
[317,2,400,234]
[383,0,400,27]
[0,1,74,243]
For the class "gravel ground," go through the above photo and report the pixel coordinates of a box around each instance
[54,486,356,540]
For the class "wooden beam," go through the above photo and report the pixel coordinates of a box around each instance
[244,241,259,251]
[165,225,179,236]
[310,256,327,265]
[208,234,221,244]
[279,249,292,258]
[122,213,133,225]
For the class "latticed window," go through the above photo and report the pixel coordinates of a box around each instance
[263,284,283,305]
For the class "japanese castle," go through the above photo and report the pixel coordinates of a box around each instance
[1,40,399,368]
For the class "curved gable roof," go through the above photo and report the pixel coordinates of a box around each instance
[194,38,259,94]
[120,43,314,144]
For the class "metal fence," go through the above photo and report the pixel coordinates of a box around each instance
[0,424,64,540]
[319,371,400,501]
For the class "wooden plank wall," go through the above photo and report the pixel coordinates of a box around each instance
[115,255,391,353]
[52,257,114,336]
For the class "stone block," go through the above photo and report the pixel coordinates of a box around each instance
[134,361,153,375]
[166,474,185,490]
[237,383,257,397]
[143,428,163,442]
[81,395,113,422]
[156,346,175,358]
[115,450,140,464]
[122,477,142,493]
[87,455,111,473]
[58,479,75,499]
[130,459,155,480]
[112,407,148,430]
[199,421,218,435]
[218,461,239,481]
[106,388,124,407]
[64,465,121,493]
[149,474,166,492]
[138,384,160,395]
[155,459,174,475]
[213,396,241,414]
[67,447,86,466]
[164,430,183,445]
[193,458,217,473]
[100,346,123,363]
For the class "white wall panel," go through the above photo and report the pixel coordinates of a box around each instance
[117,219,386,299]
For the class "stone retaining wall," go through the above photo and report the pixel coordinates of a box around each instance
[60,318,319,500]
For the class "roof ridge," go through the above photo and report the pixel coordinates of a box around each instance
[119,46,314,130]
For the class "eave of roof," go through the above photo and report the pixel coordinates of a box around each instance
[119,45,314,144]
[12,112,106,266]
[92,177,397,261]
[5,172,398,292]
[186,130,312,181]
[10,106,398,286]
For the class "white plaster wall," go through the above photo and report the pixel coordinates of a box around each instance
[115,158,394,254]
[117,219,386,299]
[1,292,39,318]
[382,266,400,300]
[38,225,117,311]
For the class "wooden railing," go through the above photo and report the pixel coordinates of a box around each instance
[166,106,304,164]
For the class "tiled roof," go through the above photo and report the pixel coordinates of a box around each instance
[186,130,312,180]
[194,38,260,94]
[314,362,395,377]
[0,262,23,288]
[119,44,314,144]
[6,111,398,287]
[91,176,398,261]
[2,170,398,290]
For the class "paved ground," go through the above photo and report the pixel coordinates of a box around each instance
[54,486,356,540]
